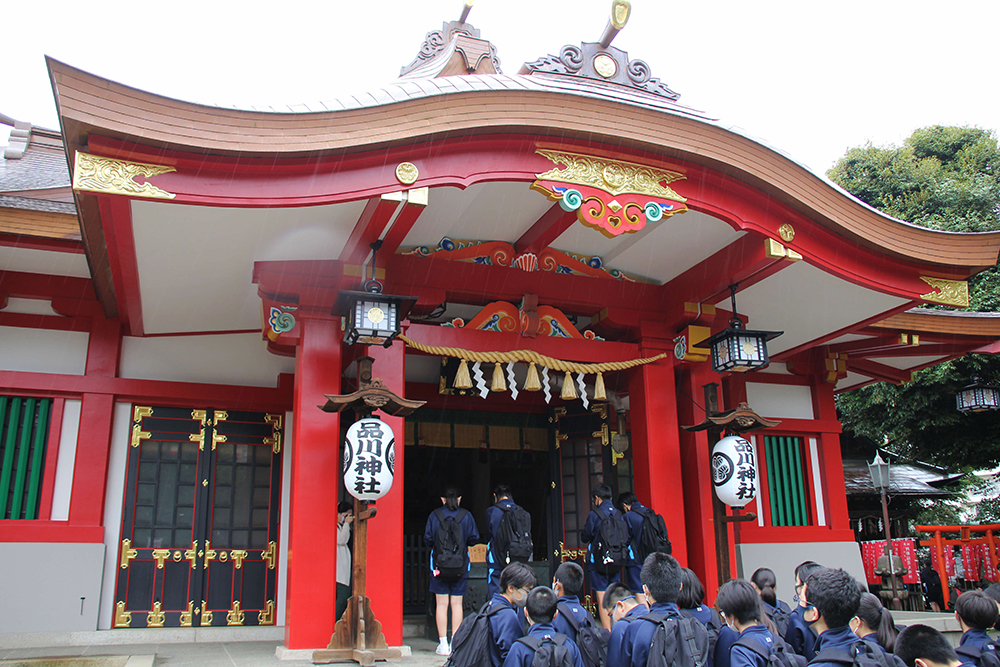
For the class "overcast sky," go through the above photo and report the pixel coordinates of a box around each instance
[4,0,998,175]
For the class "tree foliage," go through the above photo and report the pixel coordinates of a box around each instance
[830,126,1000,468]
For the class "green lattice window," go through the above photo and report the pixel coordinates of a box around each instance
[0,396,53,520]
[763,435,810,527]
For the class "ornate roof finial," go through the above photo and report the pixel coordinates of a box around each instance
[458,0,474,25]
[598,0,631,48]
[399,0,501,79]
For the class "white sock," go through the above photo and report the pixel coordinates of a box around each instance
[439,637,448,646]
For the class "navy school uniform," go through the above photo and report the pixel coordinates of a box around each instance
[487,593,526,667]
[684,604,713,626]
[622,502,648,592]
[607,604,647,667]
[731,625,775,667]
[485,498,518,597]
[715,625,739,667]
[783,605,818,660]
[957,628,994,667]
[582,499,628,591]
[502,622,586,667]
[858,632,890,654]
[809,626,864,667]
[423,506,480,596]
[624,601,682,667]
[554,595,595,643]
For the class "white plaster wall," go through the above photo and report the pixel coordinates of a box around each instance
[50,399,82,521]
[98,402,134,630]
[737,541,866,598]
[119,333,295,387]
[0,326,89,375]
[745,382,815,420]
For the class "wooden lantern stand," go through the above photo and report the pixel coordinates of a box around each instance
[312,356,425,666]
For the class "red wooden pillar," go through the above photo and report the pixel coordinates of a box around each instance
[812,379,850,529]
[366,342,406,646]
[628,341,687,564]
[285,316,343,649]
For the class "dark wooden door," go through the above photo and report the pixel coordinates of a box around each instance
[113,406,282,628]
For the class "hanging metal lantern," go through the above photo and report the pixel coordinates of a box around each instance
[696,285,782,373]
[956,378,1000,413]
[332,240,416,347]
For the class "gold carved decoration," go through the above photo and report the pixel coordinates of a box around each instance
[920,276,970,308]
[594,54,617,78]
[558,541,587,563]
[134,406,153,422]
[179,601,194,627]
[764,238,802,262]
[778,223,795,242]
[593,423,609,447]
[190,429,206,451]
[227,600,245,626]
[214,411,229,425]
[204,541,217,566]
[265,413,283,453]
[219,551,229,563]
[114,601,132,628]
[263,541,277,569]
[212,432,227,451]
[395,162,419,185]
[231,550,248,568]
[152,549,170,569]
[173,550,183,562]
[130,422,151,449]
[191,409,207,426]
[146,602,165,628]
[535,149,686,202]
[201,600,213,626]
[185,541,199,569]
[259,600,275,625]
[120,539,138,569]
[73,152,176,200]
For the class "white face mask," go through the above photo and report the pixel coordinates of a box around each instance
[511,587,529,608]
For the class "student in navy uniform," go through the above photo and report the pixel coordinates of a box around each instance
[424,485,480,656]
[621,552,684,667]
[716,578,778,667]
[486,485,524,597]
[785,560,823,659]
[552,562,598,643]
[851,592,898,653]
[604,582,647,667]
[582,483,623,628]
[678,567,714,625]
[487,562,538,667]
[954,590,1000,667]
[895,624,964,667]
[503,586,586,667]
[799,567,862,667]
[618,493,648,604]
[750,568,792,619]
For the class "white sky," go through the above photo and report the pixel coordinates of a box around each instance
[3,0,998,175]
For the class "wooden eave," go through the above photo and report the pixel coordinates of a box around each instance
[0,205,81,241]
[870,309,1000,338]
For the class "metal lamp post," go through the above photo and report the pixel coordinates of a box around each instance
[869,452,904,610]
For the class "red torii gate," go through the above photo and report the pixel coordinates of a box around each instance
[915,523,1000,608]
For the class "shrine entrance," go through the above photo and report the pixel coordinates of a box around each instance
[112,406,283,628]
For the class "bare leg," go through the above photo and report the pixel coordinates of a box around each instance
[435,594,449,639]
[596,590,611,629]
[450,596,464,639]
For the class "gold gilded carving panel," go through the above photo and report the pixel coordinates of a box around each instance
[535,149,686,202]
[920,276,969,308]
[73,152,177,200]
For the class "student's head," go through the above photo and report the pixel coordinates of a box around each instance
[794,560,823,607]
[603,582,639,623]
[525,586,559,625]
[894,624,963,667]
[982,583,1000,630]
[750,568,778,606]
[500,561,537,605]
[803,568,860,632]
[442,486,461,511]
[337,501,352,521]
[640,552,682,604]
[553,562,585,598]
[494,484,512,502]
[618,492,638,510]
[716,579,765,626]
[593,484,612,506]
[677,568,706,610]
[852,592,898,652]
[956,590,1000,631]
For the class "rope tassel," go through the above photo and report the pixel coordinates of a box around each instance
[594,372,607,401]
[524,362,542,391]
[561,371,578,400]
[454,359,472,389]
[491,362,507,392]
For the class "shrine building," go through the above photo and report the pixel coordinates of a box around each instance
[3,2,1000,652]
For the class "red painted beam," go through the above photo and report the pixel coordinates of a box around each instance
[846,358,913,384]
[0,312,90,332]
[0,270,96,301]
[0,232,85,254]
[381,193,429,256]
[338,197,403,265]
[98,195,144,336]
[850,343,979,359]
[0,522,104,543]
[514,203,578,256]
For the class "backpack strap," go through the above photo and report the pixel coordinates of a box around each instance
[517,636,542,651]
[557,602,582,633]
[956,645,983,661]
[734,636,770,660]
[435,507,446,522]
[810,648,854,666]
[852,640,894,667]
[678,616,708,667]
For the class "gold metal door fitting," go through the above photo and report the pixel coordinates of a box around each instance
[179,601,194,627]
[120,539,138,569]
[231,550,248,568]
[258,600,275,625]
[185,541,199,569]
[227,600,245,626]
[262,541,277,569]
[114,601,132,628]
[152,549,170,569]
[146,601,165,628]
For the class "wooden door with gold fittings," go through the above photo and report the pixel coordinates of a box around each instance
[113,406,283,628]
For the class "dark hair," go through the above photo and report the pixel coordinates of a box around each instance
[795,561,823,585]
[956,590,1000,630]
[716,579,765,625]
[983,582,1000,604]
[443,486,460,511]
[603,582,636,610]
[499,562,537,591]
[641,552,682,604]
[804,568,860,629]
[677,568,706,609]
[554,562,585,597]
[894,624,961,667]
[594,484,612,501]
[494,484,512,501]
[618,492,638,508]
[855,592,898,652]
[337,501,352,514]
[751,568,778,606]
[526,586,559,624]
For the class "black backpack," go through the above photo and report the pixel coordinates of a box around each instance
[445,601,504,667]
[956,642,1000,667]
[635,507,672,560]
[495,504,533,564]
[680,608,723,664]
[517,633,576,667]
[557,601,609,667]
[644,611,710,667]
[809,640,905,667]
[592,508,630,576]
[435,507,468,582]
[768,604,791,639]
[735,635,807,667]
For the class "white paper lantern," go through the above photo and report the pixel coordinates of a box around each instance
[711,435,758,508]
[343,417,396,501]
